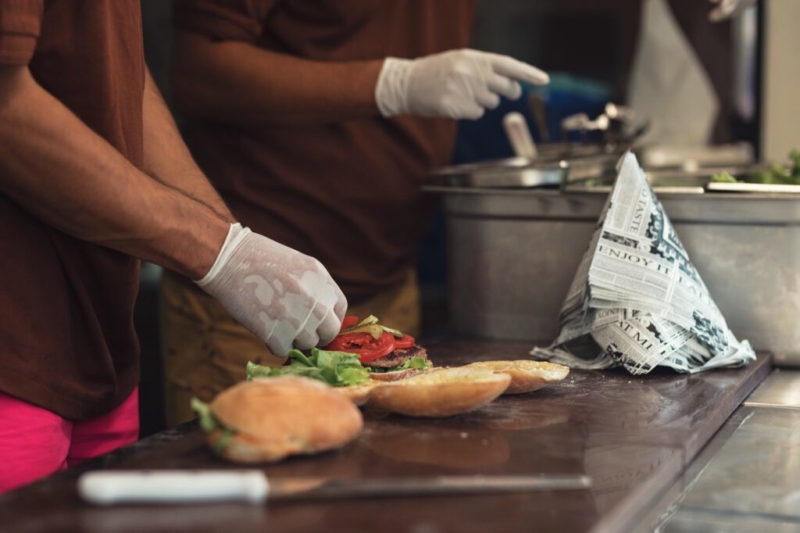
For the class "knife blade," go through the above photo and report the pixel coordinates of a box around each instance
[79,471,591,506]
[270,474,591,501]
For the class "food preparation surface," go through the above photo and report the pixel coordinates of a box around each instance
[634,369,800,532]
[0,340,770,533]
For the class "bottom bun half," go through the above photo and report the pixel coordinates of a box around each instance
[332,381,381,406]
[367,367,426,382]
[369,367,510,417]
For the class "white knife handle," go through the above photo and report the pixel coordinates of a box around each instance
[78,470,269,505]
[503,112,537,159]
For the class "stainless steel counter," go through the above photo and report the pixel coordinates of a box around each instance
[635,369,800,532]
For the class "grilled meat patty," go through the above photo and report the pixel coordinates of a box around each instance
[365,345,428,369]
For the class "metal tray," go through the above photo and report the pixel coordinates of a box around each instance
[427,154,621,189]
[706,181,800,194]
[563,166,800,196]
[427,158,565,188]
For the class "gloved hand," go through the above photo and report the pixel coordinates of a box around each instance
[708,0,756,22]
[195,223,347,356]
[375,49,549,120]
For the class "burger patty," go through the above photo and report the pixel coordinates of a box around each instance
[365,345,428,369]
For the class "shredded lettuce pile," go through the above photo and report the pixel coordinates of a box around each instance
[246,348,370,387]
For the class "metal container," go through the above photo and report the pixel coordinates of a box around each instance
[435,187,800,365]
[428,154,621,189]
[428,157,567,188]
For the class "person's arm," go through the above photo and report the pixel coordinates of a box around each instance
[0,65,228,279]
[171,31,550,126]
[171,30,383,126]
[0,64,346,353]
[142,67,234,222]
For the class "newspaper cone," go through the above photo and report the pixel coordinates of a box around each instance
[532,153,756,375]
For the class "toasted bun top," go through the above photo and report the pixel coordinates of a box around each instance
[464,360,569,395]
[210,377,363,457]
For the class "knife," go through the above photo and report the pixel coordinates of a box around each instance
[78,471,591,505]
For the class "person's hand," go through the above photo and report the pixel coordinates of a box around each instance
[708,0,756,22]
[195,223,347,356]
[375,49,549,120]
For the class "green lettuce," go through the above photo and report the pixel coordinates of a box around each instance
[710,171,738,183]
[246,348,370,387]
[365,356,431,374]
[190,397,218,431]
[190,397,236,453]
[712,149,800,186]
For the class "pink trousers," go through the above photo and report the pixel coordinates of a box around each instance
[0,388,139,493]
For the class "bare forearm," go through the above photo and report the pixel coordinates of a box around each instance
[0,66,228,280]
[171,30,383,126]
[143,68,233,222]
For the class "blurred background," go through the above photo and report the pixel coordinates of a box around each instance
[137,0,799,436]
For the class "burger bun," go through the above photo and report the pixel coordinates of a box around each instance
[206,376,363,463]
[369,367,510,417]
[464,360,569,394]
[367,367,427,382]
[333,380,381,406]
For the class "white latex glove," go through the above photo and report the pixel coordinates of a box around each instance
[375,49,549,120]
[708,0,756,22]
[196,223,347,356]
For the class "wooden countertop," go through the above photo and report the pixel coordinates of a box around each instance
[0,340,771,533]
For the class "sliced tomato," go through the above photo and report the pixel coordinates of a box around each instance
[323,331,396,363]
[340,316,360,331]
[324,332,372,352]
[393,334,415,350]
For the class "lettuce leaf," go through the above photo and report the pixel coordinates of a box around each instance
[710,171,738,184]
[190,397,220,431]
[191,397,237,453]
[246,348,370,387]
[366,356,431,374]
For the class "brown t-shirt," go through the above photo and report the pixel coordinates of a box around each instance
[0,1,144,420]
[173,0,475,302]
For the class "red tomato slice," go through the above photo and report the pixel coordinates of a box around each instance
[393,334,415,350]
[340,316,360,330]
[323,331,396,363]
[324,332,372,352]
[356,332,396,363]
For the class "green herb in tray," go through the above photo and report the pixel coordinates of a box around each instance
[712,149,800,185]
[710,171,738,183]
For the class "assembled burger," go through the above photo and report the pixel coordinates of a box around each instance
[247,316,431,389]
[322,316,431,381]
[192,376,363,463]
[246,316,431,406]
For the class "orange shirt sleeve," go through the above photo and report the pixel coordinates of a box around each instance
[172,0,275,43]
[0,0,43,65]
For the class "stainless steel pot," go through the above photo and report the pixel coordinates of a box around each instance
[431,186,800,366]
